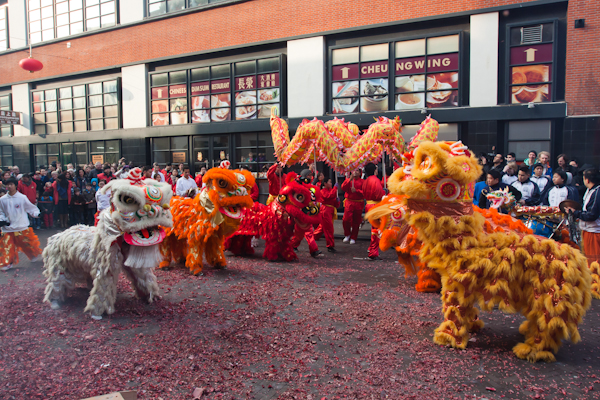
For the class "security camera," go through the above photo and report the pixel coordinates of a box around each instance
[528,102,535,109]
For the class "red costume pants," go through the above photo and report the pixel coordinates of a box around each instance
[0,228,42,267]
[291,225,319,254]
[343,199,363,241]
[365,202,380,257]
[314,205,336,248]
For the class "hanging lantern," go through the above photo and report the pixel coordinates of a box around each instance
[19,57,43,73]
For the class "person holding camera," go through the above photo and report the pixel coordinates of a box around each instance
[0,178,42,271]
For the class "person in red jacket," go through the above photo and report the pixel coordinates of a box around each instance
[363,163,386,260]
[18,174,40,229]
[267,162,286,204]
[341,169,364,244]
[97,165,114,183]
[313,177,340,252]
[52,173,73,229]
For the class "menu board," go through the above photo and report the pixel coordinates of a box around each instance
[91,154,104,164]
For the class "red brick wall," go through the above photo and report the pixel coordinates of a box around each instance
[565,0,600,116]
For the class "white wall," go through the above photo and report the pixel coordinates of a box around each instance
[8,0,27,49]
[121,64,148,129]
[120,0,145,25]
[287,36,325,118]
[470,12,499,107]
[11,83,31,136]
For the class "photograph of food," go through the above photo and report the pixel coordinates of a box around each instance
[235,91,257,120]
[211,107,230,122]
[258,103,278,119]
[211,94,231,108]
[332,81,359,114]
[258,88,280,104]
[191,95,210,123]
[360,79,388,112]
[410,75,425,91]
[511,65,551,103]
[192,95,210,109]
[395,76,414,93]
[170,98,187,124]
[152,100,168,126]
[428,72,458,89]
[395,92,424,110]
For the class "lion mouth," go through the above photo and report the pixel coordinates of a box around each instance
[220,206,242,219]
[123,227,166,246]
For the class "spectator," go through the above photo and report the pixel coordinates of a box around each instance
[505,152,516,164]
[472,179,487,207]
[313,172,326,189]
[115,164,130,179]
[478,169,521,211]
[18,174,40,230]
[97,165,114,183]
[2,171,11,183]
[84,165,92,176]
[165,163,173,175]
[194,166,206,187]
[71,187,85,225]
[570,158,580,170]
[74,168,88,192]
[489,153,506,175]
[175,165,197,197]
[90,178,99,192]
[32,171,44,196]
[555,154,573,185]
[96,180,111,216]
[537,151,552,178]
[83,183,96,225]
[511,165,540,206]
[540,171,579,207]
[142,166,152,179]
[49,171,58,184]
[567,169,600,264]
[168,169,179,191]
[152,163,166,181]
[52,173,72,229]
[40,168,49,185]
[524,150,537,167]
[89,162,104,180]
[502,162,518,185]
[11,165,20,177]
[38,183,54,229]
[530,163,550,193]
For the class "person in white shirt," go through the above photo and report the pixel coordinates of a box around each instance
[511,165,541,206]
[0,178,42,271]
[501,162,518,186]
[530,163,550,193]
[540,171,579,207]
[175,166,198,197]
[95,180,111,215]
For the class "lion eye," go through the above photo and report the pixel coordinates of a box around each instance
[218,179,228,189]
[120,195,138,205]
[294,193,305,203]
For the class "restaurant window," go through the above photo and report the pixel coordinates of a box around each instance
[60,141,88,166]
[508,22,555,104]
[507,120,551,160]
[90,140,120,165]
[34,143,60,168]
[235,132,274,204]
[152,136,189,167]
[28,0,117,44]
[32,79,120,134]
[147,0,229,17]
[150,55,284,126]
[0,5,8,51]
[1,94,13,137]
[0,145,13,170]
[331,34,460,114]
[193,135,229,172]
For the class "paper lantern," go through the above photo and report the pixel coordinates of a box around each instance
[19,57,43,73]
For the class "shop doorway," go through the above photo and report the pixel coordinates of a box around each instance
[193,135,230,172]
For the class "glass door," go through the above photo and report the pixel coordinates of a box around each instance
[193,135,230,172]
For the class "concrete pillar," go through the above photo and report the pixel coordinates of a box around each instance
[8,0,27,49]
[11,83,31,136]
[470,12,499,107]
[120,0,145,25]
[121,64,148,129]
[287,36,325,118]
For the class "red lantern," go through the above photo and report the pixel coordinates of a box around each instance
[19,57,43,73]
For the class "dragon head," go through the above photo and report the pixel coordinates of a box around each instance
[202,168,255,221]
[276,173,321,227]
[486,187,516,210]
[102,167,173,246]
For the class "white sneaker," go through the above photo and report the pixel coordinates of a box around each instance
[350,239,356,244]
[30,255,42,262]
[343,236,350,243]
[0,264,13,271]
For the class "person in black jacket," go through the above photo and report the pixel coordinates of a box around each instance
[478,169,522,211]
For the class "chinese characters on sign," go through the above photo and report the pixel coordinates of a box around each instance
[0,110,21,125]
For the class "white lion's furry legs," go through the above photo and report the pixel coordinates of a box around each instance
[83,244,122,319]
[122,266,160,303]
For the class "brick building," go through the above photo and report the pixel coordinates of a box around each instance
[0,0,598,199]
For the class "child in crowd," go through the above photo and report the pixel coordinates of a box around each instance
[91,178,99,192]
[38,183,54,229]
[71,187,86,225]
[502,162,518,186]
[530,163,550,193]
[95,180,111,222]
[83,183,96,225]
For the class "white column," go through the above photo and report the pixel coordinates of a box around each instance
[470,12,499,107]
[287,36,325,118]
[11,83,31,136]
[8,0,28,49]
[121,64,148,129]
[119,0,145,25]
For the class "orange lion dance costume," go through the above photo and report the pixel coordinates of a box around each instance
[160,168,255,275]
[385,137,592,362]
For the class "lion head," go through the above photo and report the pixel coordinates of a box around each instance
[202,168,255,221]
[276,173,321,227]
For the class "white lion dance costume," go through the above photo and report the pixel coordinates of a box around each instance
[42,168,173,319]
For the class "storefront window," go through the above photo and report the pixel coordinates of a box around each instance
[34,143,60,168]
[28,0,117,44]
[1,94,13,137]
[508,23,554,104]
[59,141,88,166]
[90,140,120,165]
[0,5,8,51]
[32,79,120,134]
[235,132,274,203]
[0,145,13,170]
[150,56,283,126]
[147,0,229,17]
[193,135,229,171]
[152,136,189,166]
[507,120,551,160]
[331,34,460,114]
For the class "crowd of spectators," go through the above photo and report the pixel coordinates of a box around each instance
[0,158,209,230]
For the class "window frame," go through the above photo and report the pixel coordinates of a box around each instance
[89,139,121,166]
[151,136,190,168]
[505,19,558,105]
[146,0,231,18]
[328,31,464,115]
[0,93,14,137]
[0,145,13,171]
[0,5,8,51]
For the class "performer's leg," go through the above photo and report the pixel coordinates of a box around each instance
[290,227,304,249]
[0,232,18,268]
[205,235,227,268]
[368,227,380,257]
[350,208,362,241]
[322,208,335,249]
[305,227,319,254]
[342,205,352,238]
[313,223,323,240]
[14,228,42,260]
[122,266,160,303]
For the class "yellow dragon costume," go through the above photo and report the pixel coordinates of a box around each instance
[160,168,255,275]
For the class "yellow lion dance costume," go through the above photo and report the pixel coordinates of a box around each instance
[160,168,255,275]
[384,140,592,362]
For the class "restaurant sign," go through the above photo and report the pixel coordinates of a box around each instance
[510,43,553,65]
[0,110,20,125]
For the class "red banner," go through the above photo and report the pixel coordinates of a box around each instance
[211,79,230,94]
[168,84,187,98]
[360,60,388,78]
[332,64,359,81]
[151,86,167,99]
[395,53,459,75]
[191,81,210,95]
[258,73,279,89]
[236,76,256,91]
[510,43,553,65]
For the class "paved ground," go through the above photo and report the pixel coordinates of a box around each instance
[1,227,600,399]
